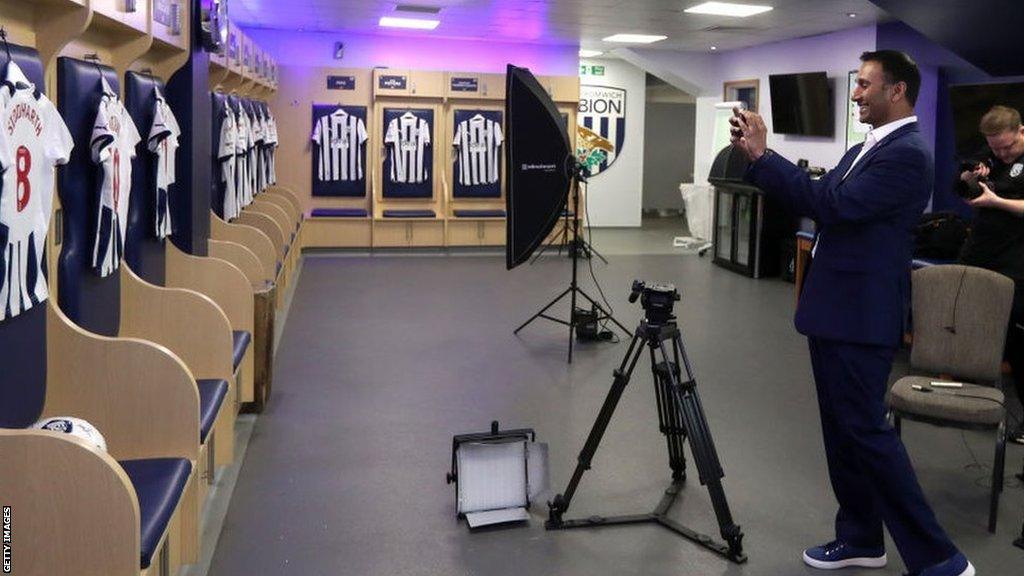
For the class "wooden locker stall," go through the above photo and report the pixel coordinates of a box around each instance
[444,72,508,247]
[372,68,446,247]
[276,67,374,248]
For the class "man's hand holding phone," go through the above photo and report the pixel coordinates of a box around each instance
[729,106,768,163]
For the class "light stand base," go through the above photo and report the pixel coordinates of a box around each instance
[547,480,748,563]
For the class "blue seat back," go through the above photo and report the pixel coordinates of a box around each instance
[56,57,122,336]
[123,71,167,285]
[0,45,49,427]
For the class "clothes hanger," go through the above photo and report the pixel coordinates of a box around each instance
[0,28,32,92]
[0,27,11,65]
[141,68,164,101]
[84,54,115,96]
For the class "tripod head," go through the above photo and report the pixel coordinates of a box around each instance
[629,280,680,325]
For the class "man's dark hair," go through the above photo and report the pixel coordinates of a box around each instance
[860,50,921,106]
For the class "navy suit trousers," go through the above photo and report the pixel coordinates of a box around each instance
[807,337,959,573]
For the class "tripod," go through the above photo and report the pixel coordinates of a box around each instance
[545,282,746,563]
[514,164,627,363]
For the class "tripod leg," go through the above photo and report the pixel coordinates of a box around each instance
[659,336,745,561]
[548,330,645,528]
[650,346,688,480]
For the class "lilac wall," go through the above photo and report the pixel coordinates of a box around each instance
[245,29,579,75]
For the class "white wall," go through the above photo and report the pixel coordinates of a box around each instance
[579,58,647,227]
[626,25,878,184]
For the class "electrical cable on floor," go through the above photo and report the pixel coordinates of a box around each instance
[581,179,619,344]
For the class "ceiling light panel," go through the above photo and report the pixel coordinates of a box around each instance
[602,34,667,44]
[684,2,774,18]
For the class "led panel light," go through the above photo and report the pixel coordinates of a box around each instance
[378,16,440,30]
[602,34,667,44]
[684,2,774,17]
[579,49,603,58]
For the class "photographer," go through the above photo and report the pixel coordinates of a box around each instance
[958,105,1024,444]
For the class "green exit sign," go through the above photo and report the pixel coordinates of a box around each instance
[580,65,606,76]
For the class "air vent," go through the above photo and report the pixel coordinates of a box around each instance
[395,4,442,14]
[700,25,760,33]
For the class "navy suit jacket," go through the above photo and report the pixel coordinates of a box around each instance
[745,123,932,347]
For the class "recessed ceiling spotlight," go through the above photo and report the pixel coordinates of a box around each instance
[603,33,668,44]
[710,45,718,50]
[379,16,440,29]
[579,49,603,58]
[684,2,773,17]
[847,12,857,18]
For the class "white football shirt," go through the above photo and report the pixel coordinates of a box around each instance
[90,78,142,278]
[384,112,431,184]
[453,115,503,186]
[265,112,278,185]
[0,61,74,320]
[218,107,239,220]
[234,104,252,208]
[312,108,368,182]
[147,93,180,239]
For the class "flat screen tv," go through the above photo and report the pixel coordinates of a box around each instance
[769,72,833,137]
[949,81,1024,159]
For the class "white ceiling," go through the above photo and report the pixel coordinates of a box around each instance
[230,0,890,53]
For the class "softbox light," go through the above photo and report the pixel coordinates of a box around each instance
[505,64,572,270]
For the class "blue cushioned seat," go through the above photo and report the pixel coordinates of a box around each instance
[311,208,368,218]
[118,458,192,569]
[383,209,436,218]
[453,209,506,218]
[196,379,229,443]
[232,330,251,371]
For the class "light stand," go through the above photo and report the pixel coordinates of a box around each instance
[528,197,608,265]
[545,282,746,563]
[514,161,628,363]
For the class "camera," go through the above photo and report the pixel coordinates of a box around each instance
[629,280,681,324]
[957,159,992,200]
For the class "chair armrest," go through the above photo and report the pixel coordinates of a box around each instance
[210,211,278,280]
[209,240,269,287]
[119,265,233,383]
[236,211,286,261]
[165,243,254,333]
[46,301,200,461]
[0,429,141,576]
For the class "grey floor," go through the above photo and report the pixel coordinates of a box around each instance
[209,219,1024,576]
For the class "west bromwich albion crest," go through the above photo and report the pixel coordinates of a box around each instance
[577,85,626,177]
[1011,162,1022,178]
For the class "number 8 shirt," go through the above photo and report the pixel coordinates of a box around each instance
[0,61,74,320]
[90,78,141,277]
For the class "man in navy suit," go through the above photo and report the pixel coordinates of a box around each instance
[730,51,973,576]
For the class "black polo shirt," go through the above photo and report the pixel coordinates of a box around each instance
[959,151,1024,281]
